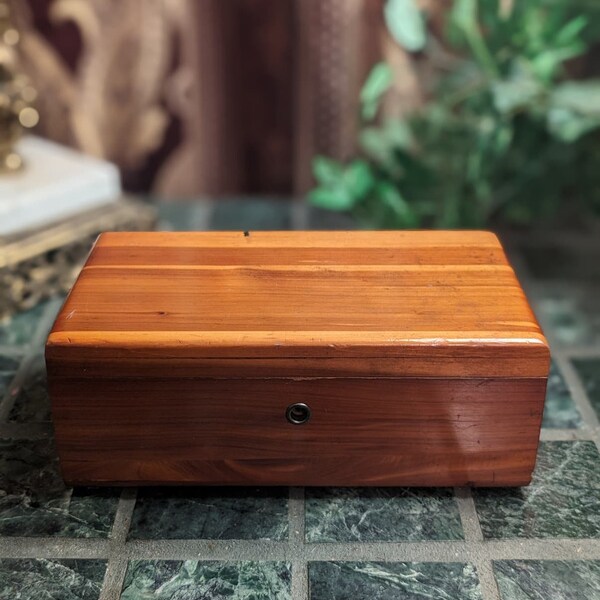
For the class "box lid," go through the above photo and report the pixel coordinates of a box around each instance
[46,231,550,378]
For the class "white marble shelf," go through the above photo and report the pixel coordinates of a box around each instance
[0,136,121,236]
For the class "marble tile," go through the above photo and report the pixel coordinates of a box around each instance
[474,441,600,539]
[37,296,65,335]
[0,302,47,346]
[0,559,106,600]
[0,438,119,537]
[210,199,292,230]
[572,358,600,420]
[8,354,51,422]
[305,487,463,542]
[494,560,600,600]
[308,562,482,600]
[0,353,21,398]
[307,206,357,230]
[129,487,288,540]
[120,560,291,600]
[533,286,600,347]
[542,361,582,428]
[158,200,212,231]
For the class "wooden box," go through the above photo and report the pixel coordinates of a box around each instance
[46,231,550,487]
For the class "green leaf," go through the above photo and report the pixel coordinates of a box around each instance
[548,81,600,141]
[448,0,498,77]
[493,123,513,155]
[343,160,375,200]
[360,63,393,120]
[384,119,414,149]
[555,15,588,46]
[550,81,600,116]
[361,63,393,103]
[491,65,543,114]
[361,100,380,122]
[308,187,355,212]
[376,182,419,227]
[547,108,600,142]
[531,43,587,82]
[384,0,426,52]
[359,119,413,167]
[312,155,344,187]
[450,0,477,35]
[359,128,391,164]
[310,158,374,211]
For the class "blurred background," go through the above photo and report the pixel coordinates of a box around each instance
[6,0,600,224]
[3,0,600,315]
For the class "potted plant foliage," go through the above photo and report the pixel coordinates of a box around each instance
[310,0,600,229]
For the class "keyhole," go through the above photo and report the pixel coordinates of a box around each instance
[286,403,311,424]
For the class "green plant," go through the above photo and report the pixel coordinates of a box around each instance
[310,0,600,228]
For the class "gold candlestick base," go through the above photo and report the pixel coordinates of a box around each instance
[0,197,157,319]
[0,1,38,171]
[0,150,22,172]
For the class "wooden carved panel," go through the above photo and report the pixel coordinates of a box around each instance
[11,0,384,196]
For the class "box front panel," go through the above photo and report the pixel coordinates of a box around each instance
[49,377,546,486]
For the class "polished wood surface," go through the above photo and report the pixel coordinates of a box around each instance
[46,231,550,486]
[50,377,545,486]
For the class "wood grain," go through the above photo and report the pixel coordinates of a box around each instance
[46,231,550,486]
[50,377,546,487]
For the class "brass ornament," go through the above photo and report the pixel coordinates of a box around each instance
[0,0,38,172]
[0,197,157,319]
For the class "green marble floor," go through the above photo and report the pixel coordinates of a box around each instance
[1,200,600,600]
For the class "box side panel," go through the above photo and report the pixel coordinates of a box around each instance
[48,376,546,487]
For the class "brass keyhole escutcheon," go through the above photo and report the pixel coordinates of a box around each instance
[286,402,311,425]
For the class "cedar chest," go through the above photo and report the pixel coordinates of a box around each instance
[46,231,550,487]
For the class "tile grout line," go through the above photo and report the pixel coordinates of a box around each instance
[511,263,599,441]
[33,297,65,347]
[475,561,502,600]
[454,487,502,600]
[2,537,600,561]
[562,346,600,359]
[0,299,63,422]
[289,487,308,600]
[0,352,36,422]
[551,351,599,426]
[524,265,600,461]
[454,487,483,543]
[522,271,600,453]
[551,350,600,456]
[98,487,138,600]
[539,428,589,441]
[0,344,29,356]
[288,487,306,545]
[521,271,600,572]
